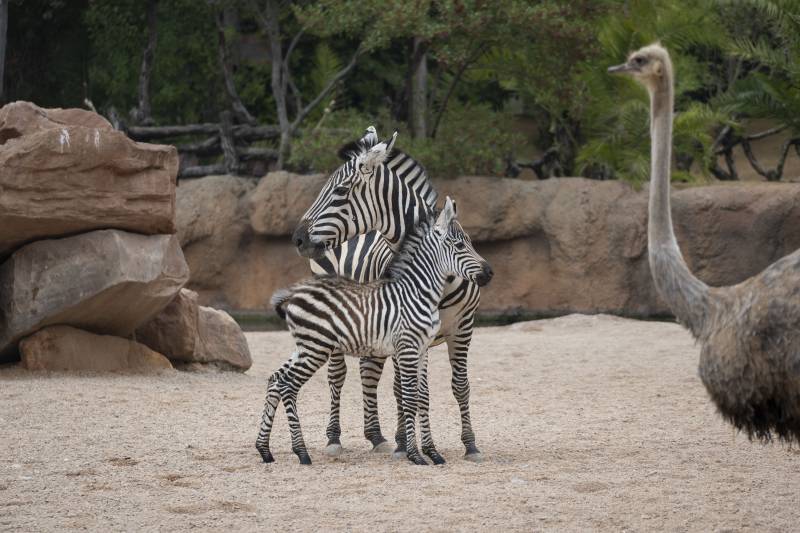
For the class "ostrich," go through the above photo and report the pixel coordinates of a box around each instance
[609,44,800,442]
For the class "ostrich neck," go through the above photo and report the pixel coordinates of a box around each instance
[648,73,710,337]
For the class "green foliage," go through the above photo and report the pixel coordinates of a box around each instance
[289,103,523,178]
[575,0,738,182]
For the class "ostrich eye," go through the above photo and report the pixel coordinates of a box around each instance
[634,56,647,66]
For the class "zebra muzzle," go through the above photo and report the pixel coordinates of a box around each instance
[475,263,494,286]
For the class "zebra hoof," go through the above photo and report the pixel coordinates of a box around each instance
[297,454,313,465]
[409,455,429,466]
[391,450,407,461]
[372,441,395,454]
[325,443,344,457]
[258,450,274,464]
[464,452,484,463]
[425,451,446,465]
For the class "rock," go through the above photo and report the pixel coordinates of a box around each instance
[0,101,177,258]
[134,289,199,362]
[175,171,800,320]
[176,175,255,288]
[193,307,252,371]
[0,101,112,139]
[19,326,173,373]
[134,289,252,372]
[248,171,326,236]
[0,230,189,361]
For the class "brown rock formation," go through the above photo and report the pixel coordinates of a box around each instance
[134,288,200,362]
[177,173,800,320]
[193,306,252,371]
[0,230,189,361]
[20,325,173,373]
[0,101,178,258]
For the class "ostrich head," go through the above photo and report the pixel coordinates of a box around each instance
[607,43,673,92]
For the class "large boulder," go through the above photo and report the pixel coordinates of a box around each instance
[176,175,255,288]
[0,101,178,258]
[177,174,310,310]
[0,230,189,361]
[20,326,173,373]
[193,307,252,371]
[134,288,199,362]
[248,171,326,235]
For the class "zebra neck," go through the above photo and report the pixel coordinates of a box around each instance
[392,252,448,307]
[383,195,433,251]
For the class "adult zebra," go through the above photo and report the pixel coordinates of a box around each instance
[294,128,493,463]
[257,198,492,465]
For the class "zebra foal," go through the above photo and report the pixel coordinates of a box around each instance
[255,198,491,465]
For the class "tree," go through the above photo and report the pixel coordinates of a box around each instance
[0,0,7,101]
[248,0,364,168]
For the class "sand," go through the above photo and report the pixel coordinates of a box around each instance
[1,314,799,532]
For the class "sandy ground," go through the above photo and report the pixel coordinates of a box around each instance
[2,314,799,532]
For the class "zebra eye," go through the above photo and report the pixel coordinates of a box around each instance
[455,241,466,250]
[333,185,349,195]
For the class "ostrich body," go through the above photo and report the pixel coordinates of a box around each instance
[610,44,800,442]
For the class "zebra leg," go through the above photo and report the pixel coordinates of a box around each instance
[447,325,482,462]
[392,355,407,459]
[255,360,292,463]
[325,353,346,457]
[418,350,445,465]
[360,357,392,451]
[280,350,328,465]
[396,346,427,466]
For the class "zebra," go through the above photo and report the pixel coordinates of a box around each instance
[293,129,493,463]
[256,197,492,465]
[300,126,445,457]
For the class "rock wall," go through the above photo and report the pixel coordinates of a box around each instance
[178,172,800,318]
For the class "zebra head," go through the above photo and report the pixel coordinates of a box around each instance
[433,197,493,287]
[293,129,423,259]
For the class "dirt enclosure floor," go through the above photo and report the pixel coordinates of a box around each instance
[2,314,799,532]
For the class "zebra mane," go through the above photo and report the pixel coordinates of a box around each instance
[383,208,439,280]
[337,131,439,211]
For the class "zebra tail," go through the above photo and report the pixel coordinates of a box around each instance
[270,289,292,320]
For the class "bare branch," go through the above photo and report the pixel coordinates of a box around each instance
[290,46,363,132]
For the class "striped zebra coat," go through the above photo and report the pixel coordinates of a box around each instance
[293,128,493,462]
[256,198,491,465]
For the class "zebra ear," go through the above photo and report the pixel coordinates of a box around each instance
[337,126,380,161]
[435,197,456,234]
[362,131,398,174]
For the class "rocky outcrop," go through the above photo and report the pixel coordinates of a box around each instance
[179,173,800,319]
[0,101,177,258]
[20,326,173,373]
[134,289,252,371]
[176,174,309,310]
[176,175,256,289]
[247,171,326,236]
[193,307,252,371]
[0,230,189,360]
[134,288,199,362]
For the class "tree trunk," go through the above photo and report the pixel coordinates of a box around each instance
[216,9,256,124]
[262,0,289,169]
[0,0,8,101]
[136,0,158,125]
[409,36,428,139]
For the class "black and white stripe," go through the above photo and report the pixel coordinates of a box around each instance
[256,199,489,465]
[293,127,492,461]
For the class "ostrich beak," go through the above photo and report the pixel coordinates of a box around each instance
[607,63,633,74]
